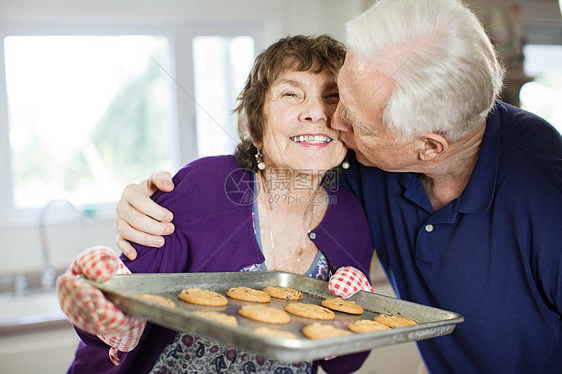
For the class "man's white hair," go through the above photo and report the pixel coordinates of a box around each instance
[346,0,505,142]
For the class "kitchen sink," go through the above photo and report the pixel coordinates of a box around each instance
[0,291,67,329]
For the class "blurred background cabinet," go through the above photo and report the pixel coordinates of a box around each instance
[0,324,78,374]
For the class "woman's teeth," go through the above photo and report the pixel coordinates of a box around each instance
[291,135,332,144]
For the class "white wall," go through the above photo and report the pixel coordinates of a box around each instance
[0,0,365,44]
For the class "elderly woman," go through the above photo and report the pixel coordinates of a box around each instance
[58,35,373,373]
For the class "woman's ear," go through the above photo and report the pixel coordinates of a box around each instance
[253,141,263,149]
[418,133,448,161]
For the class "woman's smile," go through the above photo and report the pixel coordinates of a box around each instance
[290,133,333,147]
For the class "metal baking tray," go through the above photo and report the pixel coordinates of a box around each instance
[87,271,463,362]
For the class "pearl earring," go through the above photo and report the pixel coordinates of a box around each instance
[341,158,350,170]
[255,148,266,170]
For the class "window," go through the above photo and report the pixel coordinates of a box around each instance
[4,35,174,209]
[519,2,562,134]
[0,24,259,224]
[193,36,255,157]
[519,44,562,134]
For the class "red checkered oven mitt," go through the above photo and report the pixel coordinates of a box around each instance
[56,246,146,366]
[329,266,374,299]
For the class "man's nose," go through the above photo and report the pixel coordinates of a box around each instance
[331,103,353,133]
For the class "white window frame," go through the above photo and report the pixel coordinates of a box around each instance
[0,20,265,226]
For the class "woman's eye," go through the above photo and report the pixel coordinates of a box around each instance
[281,91,303,102]
[324,93,340,104]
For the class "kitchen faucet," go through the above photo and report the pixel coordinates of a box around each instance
[38,199,84,291]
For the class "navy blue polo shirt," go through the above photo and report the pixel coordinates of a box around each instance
[344,101,562,373]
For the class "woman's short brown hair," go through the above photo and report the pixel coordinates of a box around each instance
[233,34,347,171]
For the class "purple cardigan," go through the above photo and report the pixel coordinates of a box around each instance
[67,155,374,374]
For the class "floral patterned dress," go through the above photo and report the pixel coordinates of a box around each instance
[149,195,330,374]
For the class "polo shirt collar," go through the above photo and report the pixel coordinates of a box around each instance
[399,101,502,215]
[458,102,502,213]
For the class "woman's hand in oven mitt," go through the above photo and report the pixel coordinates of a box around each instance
[56,246,146,366]
[329,266,374,299]
[325,266,374,361]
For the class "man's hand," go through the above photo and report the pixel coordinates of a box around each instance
[116,171,175,260]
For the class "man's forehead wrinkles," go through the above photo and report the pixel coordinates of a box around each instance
[337,52,411,131]
[355,55,411,113]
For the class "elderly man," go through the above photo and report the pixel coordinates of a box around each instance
[116,0,562,373]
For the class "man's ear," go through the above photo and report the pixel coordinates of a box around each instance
[418,133,448,161]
